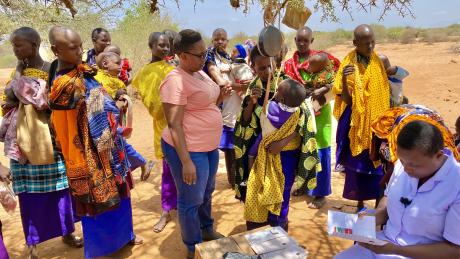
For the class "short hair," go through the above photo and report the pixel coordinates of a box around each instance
[163,29,178,43]
[48,25,66,45]
[297,26,313,36]
[250,44,264,65]
[96,51,120,68]
[11,27,41,46]
[281,78,307,107]
[310,52,328,62]
[91,28,109,41]
[148,32,165,49]
[173,29,202,54]
[163,30,178,53]
[397,120,444,156]
[212,28,227,38]
[456,116,460,127]
[104,44,121,55]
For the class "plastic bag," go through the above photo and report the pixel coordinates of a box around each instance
[0,181,17,213]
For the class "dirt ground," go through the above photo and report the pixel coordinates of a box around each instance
[0,42,458,259]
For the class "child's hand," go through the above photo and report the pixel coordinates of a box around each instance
[267,139,286,154]
[386,66,398,76]
[250,88,262,105]
[220,85,232,98]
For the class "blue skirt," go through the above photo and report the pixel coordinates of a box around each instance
[308,147,332,197]
[81,198,135,258]
[218,125,234,150]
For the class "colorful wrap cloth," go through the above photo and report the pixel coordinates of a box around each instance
[49,63,130,216]
[0,69,51,164]
[371,104,459,162]
[244,101,320,223]
[333,50,390,157]
[284,50,340,86]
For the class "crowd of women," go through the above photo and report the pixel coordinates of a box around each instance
[0,22,459,259]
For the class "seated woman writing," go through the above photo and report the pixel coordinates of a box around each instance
[335,120,460,259]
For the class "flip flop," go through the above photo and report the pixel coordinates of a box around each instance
[141,160,155,181]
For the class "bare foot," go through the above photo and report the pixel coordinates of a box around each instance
[28,245,38,259]
[129,235,143,246]
[308,197,326,209]
[153,211,171,233]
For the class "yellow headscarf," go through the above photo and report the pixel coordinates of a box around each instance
[131,60,174,159]
[371,105,459,162]
[333,50,390,156]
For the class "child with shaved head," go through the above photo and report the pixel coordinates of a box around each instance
[104,44,133,85]
[242,78,320,231]
[306,52,336,115]
[94,51,154,189]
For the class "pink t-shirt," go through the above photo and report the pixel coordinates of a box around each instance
[160,67,223,152]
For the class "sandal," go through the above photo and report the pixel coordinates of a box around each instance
[141,160,155,181]
[62,234,84,248]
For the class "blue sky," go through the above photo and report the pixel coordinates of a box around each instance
[160,0,460,37]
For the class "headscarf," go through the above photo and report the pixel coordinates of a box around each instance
[234,44,247,59]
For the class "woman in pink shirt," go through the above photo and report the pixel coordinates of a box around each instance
[160,29,226,259]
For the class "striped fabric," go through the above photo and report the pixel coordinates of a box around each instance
[10,153,68,194]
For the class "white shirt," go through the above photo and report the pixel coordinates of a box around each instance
[334,151,460,259]
[384,150,460,246]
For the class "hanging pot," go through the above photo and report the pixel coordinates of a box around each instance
[257,25,284,57]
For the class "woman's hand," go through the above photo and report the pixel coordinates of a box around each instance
[342,64,355,80]
[311,86,329,99]
[182,159,197,185]
[358,242,398,255]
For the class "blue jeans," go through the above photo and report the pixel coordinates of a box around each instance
[161,140,219,252]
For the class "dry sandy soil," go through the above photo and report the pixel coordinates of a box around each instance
[0,42,458,259]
